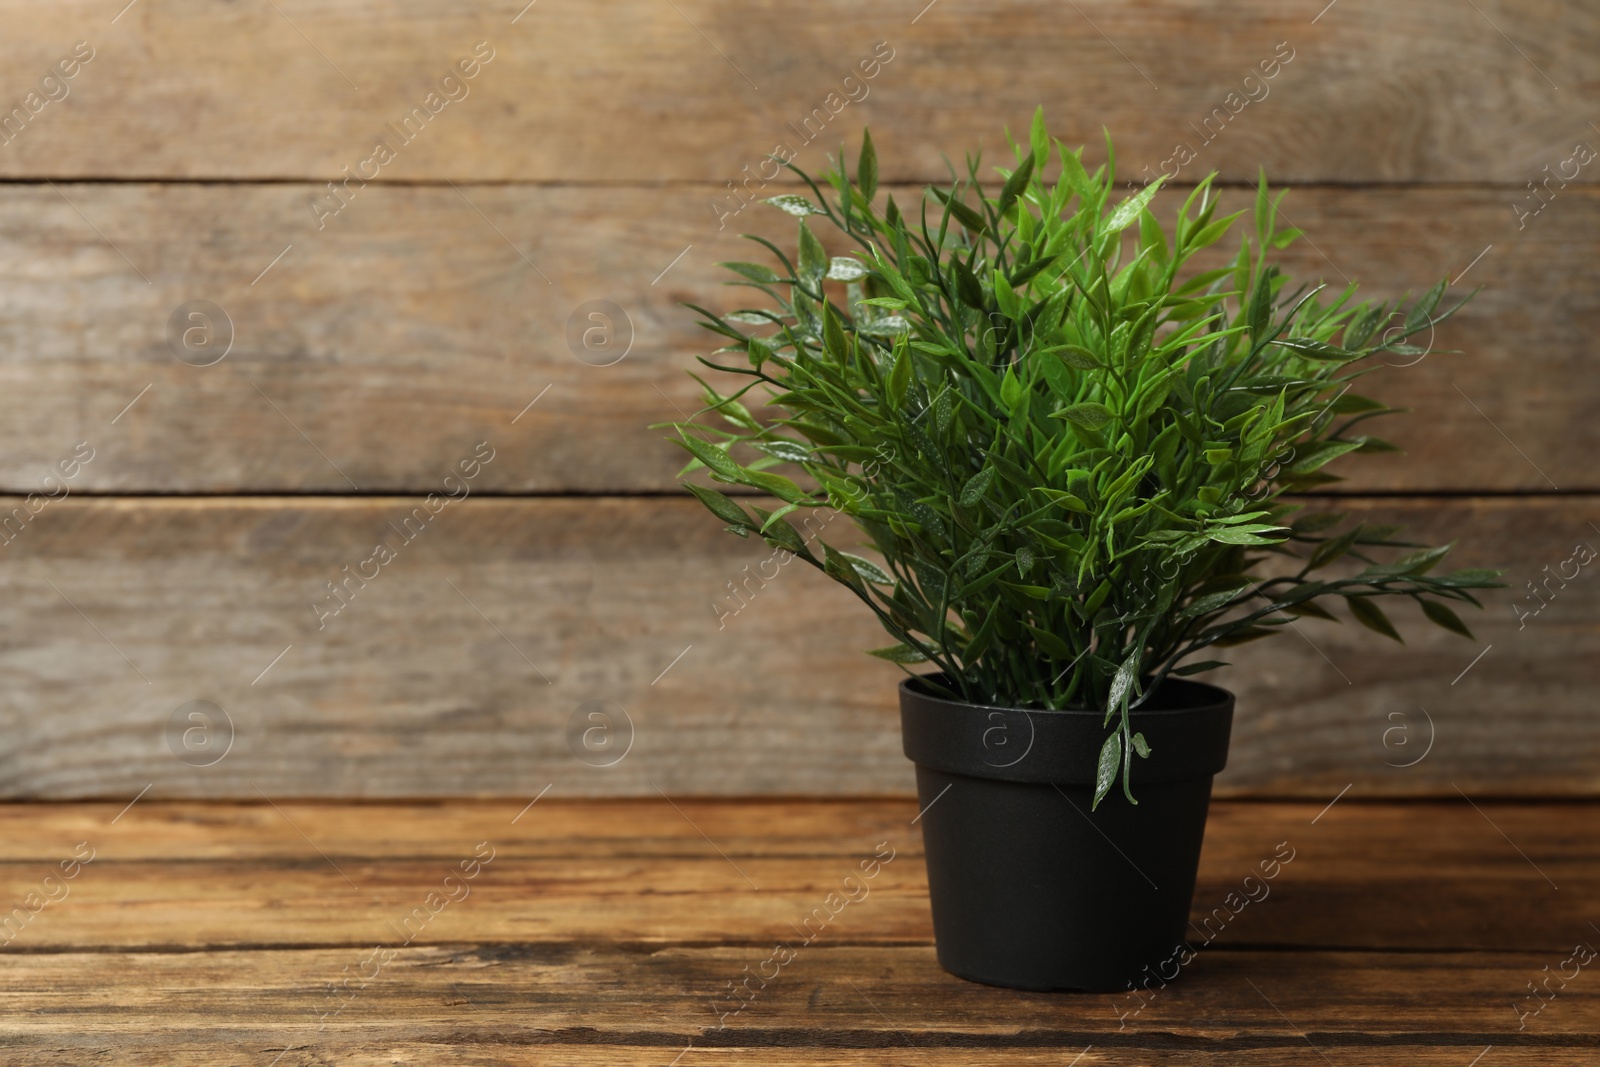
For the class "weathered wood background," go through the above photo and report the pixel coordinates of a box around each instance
[0,0,1594,797]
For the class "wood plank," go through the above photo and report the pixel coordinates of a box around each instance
[0,1053,1572,1067]
[4,798,1592,887]
[0,801,1592,953]
[3,799,1592,1060]
[0,494,1593,798]
[0,1,1592,184]
[1,946,1594,1045]
[0,183,1592,493]
[0,1051,1564,1067]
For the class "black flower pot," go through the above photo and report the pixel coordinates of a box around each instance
[900,674,1234,992]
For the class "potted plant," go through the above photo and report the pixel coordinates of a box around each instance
[667,111,1501,992]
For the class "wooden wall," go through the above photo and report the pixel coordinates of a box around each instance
[0,0,1594,798]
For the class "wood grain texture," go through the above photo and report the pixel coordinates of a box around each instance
[3,947,1588,1037]
[0,493,1592,799]
[0,1,1592,809]
[0,183,1592,493]
[0,1053,1572,1067]
[0,800,1588,952]
[0,1,1592,184]
[0,799,1594,1062]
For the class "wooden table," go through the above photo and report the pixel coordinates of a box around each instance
[1,797,1594,1064]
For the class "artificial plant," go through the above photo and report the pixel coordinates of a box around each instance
[668,111,1501,805]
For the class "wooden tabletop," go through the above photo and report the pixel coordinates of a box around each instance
[1,796,1595,1064]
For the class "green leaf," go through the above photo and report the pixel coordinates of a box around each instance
[1186,213,1240,252]
[1274,337,1359,362]
[1254,169,1272,240]
[867,643,927,664]
[747,335,775,369]
[934,388,955,437]
[702,390,760,431]
[1394,544,1452,575]
[1029,107,1050,174]
[857,128,878,201]
[1000,364,1026,412]
[887,339,912,408]
[1130,732,1151,758]
[684,482,753,527]
[1046,344,1101,370]
[1023,621,1076,660]
[930,185,989,235]
[1284,599,1338,621]
[1173,660,1229,676]
[952,260,987,309]
[1059,147,1095,200]
[1206,524,1288,546]
[1332,393,1387,414]
[998,150,1036,217]
[677,434,742,481]
[1104,178,1164,234]
[1346,596,1403,642]
[764,194,823,217]
[1247,266,1274,343]
[690,305,752,343]
[1009,253,1059,288]
[1307,526,1363,571]
[1436,568,1504,586]
[752,438,811,463]
[822,301,847,361]
[1292,511,1347,534]
[1054,402,1114,429]
[760,517,806,554]
[1092,731,1122,810]
[1354,524,1405,544]
[992,269,1021,320]
[908,499,948,537]
[722,261,783,284]
[757,502,800,532]
[827,256,868,281]
[822,543,863,587]
[1037,488,1089,513]
[745,469,810,504]
[959,467,994,507]
[797,220,828,290]
[1139,207,1169,264]
[1354,436,1401,454]
[1213,627,1276,647]
[1180,584,1253,619]
[1084,578,1112,616]
[1106,647,1139,724]
[858,314,910,337]
[838,551,895,586]
[1284,440,1363,475]
[1422,598,1474,639]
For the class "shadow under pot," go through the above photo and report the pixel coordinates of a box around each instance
[900,674,1234,993]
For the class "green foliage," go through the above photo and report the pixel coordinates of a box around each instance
[667,111,1503,807]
